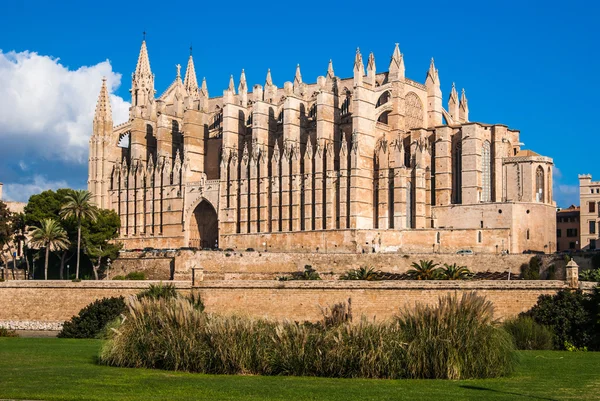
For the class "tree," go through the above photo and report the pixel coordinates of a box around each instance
[440,263,472,280]
[60,190,98,280]
[81,209,121,280]
[0,201,13,279]
[29,219,70,280]
[407,260,442,280]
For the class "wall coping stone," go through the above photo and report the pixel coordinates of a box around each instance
[0,280,192,289]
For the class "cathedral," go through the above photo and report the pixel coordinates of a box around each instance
[88,40,556,254]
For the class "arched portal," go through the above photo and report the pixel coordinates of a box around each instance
[189,200,218,249]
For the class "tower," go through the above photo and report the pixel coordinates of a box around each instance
[88,77,113,209]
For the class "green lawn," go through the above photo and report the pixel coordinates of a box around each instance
[0,338,599,400]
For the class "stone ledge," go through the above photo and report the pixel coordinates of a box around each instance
[0,280,192,289]
[195,280,570,290]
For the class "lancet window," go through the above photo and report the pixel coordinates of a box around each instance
[482,141,491,202]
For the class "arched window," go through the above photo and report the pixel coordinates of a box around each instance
[341,96,351,116]
[377,111,390,125]
[405,92,424,129]
[376,91,390,107]
[452,139,462,204]
[536,166,545,203]
[482,141,491,202]
[406,182,413,229]
[308,104,317,119]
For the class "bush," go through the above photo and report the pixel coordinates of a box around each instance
[99,292,515,379]
[58,297,126,339]
[279,265,321,281]
[339,267,380,281]
[503,316,554,350]
[112,275,125,280]
[0,327,18,337]
[580,268,600,282]
[524,289,596,350]
[138,283,178,300]
[521,257,540,280]
[126,272,146,280]
[398,292,516,379]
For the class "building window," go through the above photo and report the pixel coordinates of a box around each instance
[452,139,462,204]
[567,228,578,237]
[526,229,530,240]
[590,202,596,213]
[406,182,413,229]
[590,221,596,235]
[557,229,561,238]
[569,242,576,249]
[436,232,441,244]
[482,141,491,202]
[535,166,544,203]
[477,231,482,243]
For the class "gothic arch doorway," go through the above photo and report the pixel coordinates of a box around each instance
[189,200,218,249]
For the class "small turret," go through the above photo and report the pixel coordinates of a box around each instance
[353,48,364,87]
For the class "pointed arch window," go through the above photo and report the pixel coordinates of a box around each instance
[482,141,491,202]
[452,139,462,204]
[536,166,545,203]
[406,181,414,229]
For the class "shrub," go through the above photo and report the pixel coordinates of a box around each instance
[521,257,540,280]
[580,268,600,282]
[100,293,515,380]
[439,263,472,280]
[502,316,554,350]
[138,283,178,301]
[0,327,18,337]
[339,267,380,281]
[279,265,321,281]
[125,272,146,280]
[524,289,596,350]
[112,275,125,280]
[398,292,517,379]
[58,296,126,339]
[407,260,441,280]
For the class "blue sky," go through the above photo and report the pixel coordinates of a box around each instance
[0,0,597,206]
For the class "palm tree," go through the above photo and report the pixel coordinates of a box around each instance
[29,219,70,280]
[407,260,442,280]
[60,190,98,280]
[340,266,381,281]
[440,263,472,280]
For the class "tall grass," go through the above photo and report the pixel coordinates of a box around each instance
[503,316,554,350]
[99,292,516,379]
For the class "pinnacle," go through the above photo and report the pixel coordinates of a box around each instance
[135,40,152,78]
[294,64,302,86]
[327,59,334,79]
[184,54,199,92]
[390,43,403,71]
[239,69,247,92]
[367,52,376,71]
[228,75,235,94]
[94,77,112,123]
[354,48,364,71]
[265,69,273,86]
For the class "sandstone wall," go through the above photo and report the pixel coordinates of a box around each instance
[1,280,589,326]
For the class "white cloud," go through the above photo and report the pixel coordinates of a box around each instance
[0,50,130,164]
[552,166,579,208]
[2,175,69,203]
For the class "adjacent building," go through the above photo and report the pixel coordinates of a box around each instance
[88,40,556,253]
[556,205,580,251]
[579,174,600,250]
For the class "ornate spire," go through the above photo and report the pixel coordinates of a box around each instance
[353,48,364,73]
[294,64,302,86]
[183,53,199,93]
[238,69,247,93]
[389,43,405,79]
[367,52,376,73]
[228,75,236,94]
[459,88,469,122]
[449,82,458,102]
[327,59,334,79]
[94,77,112,124]
[176,64,181,80]
[265,69,273,86]
[426,58,439,86]
[134,40,152,78]
[201,77,208,97]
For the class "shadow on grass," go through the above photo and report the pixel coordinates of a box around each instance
[460,385,557,400]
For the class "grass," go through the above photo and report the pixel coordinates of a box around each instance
[0,338,599,400]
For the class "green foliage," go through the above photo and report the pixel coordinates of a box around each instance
[125,272,146,280]
[502,316,554,350]
[82,208,121,278]
[112,275,125,280]
[439,263,472,280]
[138,283,178,301]
[520,257,540,280]
[407,260,441,280]
[339,266,380,281]
[398,292,516,379]
[546,264,557,280]
[23,189,74,228]
[28,218,71,280]
[564,341,588,352]
[524,289,598,350]
[280,265,321,281]
[0,327,18,337]
[58,297,126,339]
[100,292,515,379]
[580,268,600,282]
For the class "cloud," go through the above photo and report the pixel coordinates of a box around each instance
[2,175,69,203]
[553,167,579,208]
[0,50,130,164]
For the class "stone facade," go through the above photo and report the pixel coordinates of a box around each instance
[556,205,580,251]
[88,41,556,254]
[579,174,600,250]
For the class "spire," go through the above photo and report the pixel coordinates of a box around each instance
[449,82,458,102]
[134,40,152,78]
[367,52,376,85]
[327,59,334,79]
[228,75,236,94]
[94,77,113,124]
[201,77,208,96]
[426,58,439,86]
[176,64,181,80]
[389,43,405,80]
[265,69,273,86]
[459,88,469,123]
[183,54,199,93]
[238,69,247,93]
[354,48,364,86]
[294,64,302,86]
[448,83,459,122]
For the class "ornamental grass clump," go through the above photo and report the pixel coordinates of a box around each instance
[503,316,554,350]
[397,292,517,379]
